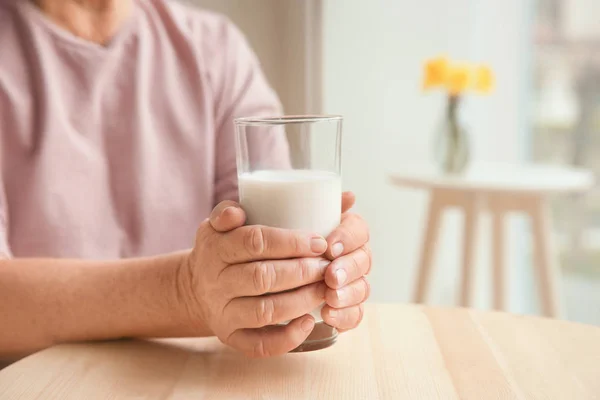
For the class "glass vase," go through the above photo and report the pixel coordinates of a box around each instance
[434,96,470,174]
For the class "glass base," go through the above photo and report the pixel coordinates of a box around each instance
[290,322,338,353]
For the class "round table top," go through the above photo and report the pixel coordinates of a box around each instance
[390,163,595,193]
[1,304,599,399]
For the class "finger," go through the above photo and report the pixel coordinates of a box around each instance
[321,303,365,331]
[227,315,315,358]
[209,201,246,232]
[324,244,371,289]
[325,213,369,259]
[219,258,330,297]
[220,226,328,264]
[224,282,325,328]
[325,277,370,308]
[341,191,356,213]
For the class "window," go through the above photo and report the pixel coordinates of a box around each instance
[532,0,600,324]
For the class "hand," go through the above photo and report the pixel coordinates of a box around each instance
[179,202,330,358]
[321,192,371,332]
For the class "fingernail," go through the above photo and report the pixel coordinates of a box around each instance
[319,259,331,268]
[310,237,327,253]
[331,242,344,257]
[301,318,315,333]
[221,206,235,218]
[335,269,347,286]
[336,289,346,302]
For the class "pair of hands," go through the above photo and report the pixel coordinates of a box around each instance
[178,192,371,358]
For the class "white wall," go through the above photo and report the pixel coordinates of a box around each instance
[321,0,530,310]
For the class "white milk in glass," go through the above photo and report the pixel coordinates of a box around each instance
[238,169,342,322]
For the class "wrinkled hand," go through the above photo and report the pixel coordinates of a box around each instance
[180,203,329,358]
[322,192,371,332]
[179,192,371,358]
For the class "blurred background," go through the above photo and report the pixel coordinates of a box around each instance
[189,0,600,325]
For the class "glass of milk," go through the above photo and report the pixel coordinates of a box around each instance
[234,115,342,352]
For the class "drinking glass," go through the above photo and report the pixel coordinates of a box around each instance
[234,115,342,352]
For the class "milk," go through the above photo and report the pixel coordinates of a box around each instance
[238,169,342,322]
[239,170,341,237]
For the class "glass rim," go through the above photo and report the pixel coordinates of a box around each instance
[234,114,342,126]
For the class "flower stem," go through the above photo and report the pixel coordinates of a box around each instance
[445,95,461,172]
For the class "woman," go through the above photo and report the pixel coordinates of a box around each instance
[0,0,371,359]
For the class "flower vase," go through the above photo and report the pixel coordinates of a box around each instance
[434,95,470,174]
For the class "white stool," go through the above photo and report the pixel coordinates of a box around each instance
[390,163,594,318]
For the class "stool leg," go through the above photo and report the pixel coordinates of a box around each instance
[530,197,563,318]
[491,208,507,310]
[413,192,444,303]
[459,194,480,307]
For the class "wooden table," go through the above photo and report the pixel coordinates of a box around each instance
[390,163,594,318]
[1,304,599,399]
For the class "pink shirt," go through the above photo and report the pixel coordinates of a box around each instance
[0,0,289,259]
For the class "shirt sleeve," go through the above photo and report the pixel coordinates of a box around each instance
[208,18,291,205]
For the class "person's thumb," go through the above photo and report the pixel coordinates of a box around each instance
[209,201,246,232]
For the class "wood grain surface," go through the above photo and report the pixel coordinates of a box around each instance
[1,304,599,399]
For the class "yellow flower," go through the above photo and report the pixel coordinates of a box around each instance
[446,64,471,95]
[423,57,449,90]
[473,65,494,93]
